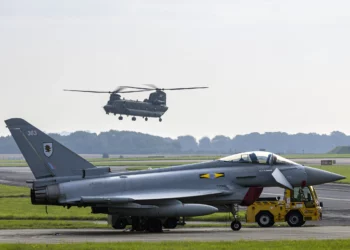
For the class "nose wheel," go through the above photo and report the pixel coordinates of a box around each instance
[230,204,242,231]
[159,118,162,122]
[231,220,242,231]
[145,117,148,121]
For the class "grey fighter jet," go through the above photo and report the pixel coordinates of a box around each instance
[5,118,345,232]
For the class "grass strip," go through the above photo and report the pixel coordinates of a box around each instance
[0,198,106,220]
[0,184,29,197]
[1,240,350,250]
[0,220,108,229]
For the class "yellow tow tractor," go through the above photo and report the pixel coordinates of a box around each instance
[246,186,323,227]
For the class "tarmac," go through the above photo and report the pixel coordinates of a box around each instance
[1,227,350,243]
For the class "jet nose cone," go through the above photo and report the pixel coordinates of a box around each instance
[305,166,345,185]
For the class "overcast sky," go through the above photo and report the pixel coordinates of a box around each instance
[1,0,350,139]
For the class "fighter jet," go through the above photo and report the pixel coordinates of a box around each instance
[5,118,345,232]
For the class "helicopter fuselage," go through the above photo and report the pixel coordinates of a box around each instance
[103,99,168,118]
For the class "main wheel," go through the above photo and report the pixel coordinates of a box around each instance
[231,220,242,231]
[256,212,274,227]
[286,211,304,227]
[147,219,163,233]
[159,118,162,122]
[145,117,148,121]
[163,217,178,229]
[118,116,123,120]
[132,117,136,121]
[112,218,127,229]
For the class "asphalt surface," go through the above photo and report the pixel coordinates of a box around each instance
[1,227,350,243]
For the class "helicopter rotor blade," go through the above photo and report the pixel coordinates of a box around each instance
[161,87,209,91]
[112,86,125,93]
[119,86,154,90]
[63,89,113,94]
[144,84,158,89]
[118,89,153,93]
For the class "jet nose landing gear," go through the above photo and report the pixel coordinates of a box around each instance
[230,203,242,231]
[231,220,242,231]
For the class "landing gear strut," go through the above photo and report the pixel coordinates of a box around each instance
[230,204,242,231]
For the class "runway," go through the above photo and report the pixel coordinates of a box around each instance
[0,227,350,243]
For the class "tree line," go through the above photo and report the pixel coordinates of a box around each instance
[0,130,349,155]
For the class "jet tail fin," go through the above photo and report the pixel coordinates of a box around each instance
[5,118,95,179]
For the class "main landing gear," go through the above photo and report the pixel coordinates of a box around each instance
[230,204,242,231]
[131,217,163,233]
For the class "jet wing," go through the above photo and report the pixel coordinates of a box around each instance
[76,189,231,204]
[124,189,232,201]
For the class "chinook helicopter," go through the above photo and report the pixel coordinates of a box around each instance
[64,85,208,122]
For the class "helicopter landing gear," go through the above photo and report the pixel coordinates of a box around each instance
[132,117,136,121]
[145,117,148,121]
[230,204,242,231]
[159,118,162,122]
[118,116,123,120]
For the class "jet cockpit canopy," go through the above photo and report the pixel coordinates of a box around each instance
[219,151,298,165]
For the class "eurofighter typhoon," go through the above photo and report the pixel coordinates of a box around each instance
[5,118,345,232]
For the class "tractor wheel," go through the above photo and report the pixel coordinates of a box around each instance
[286,211,304,227]
[256,212,274,227]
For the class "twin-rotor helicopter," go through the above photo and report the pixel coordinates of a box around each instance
[64,85,208,122]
